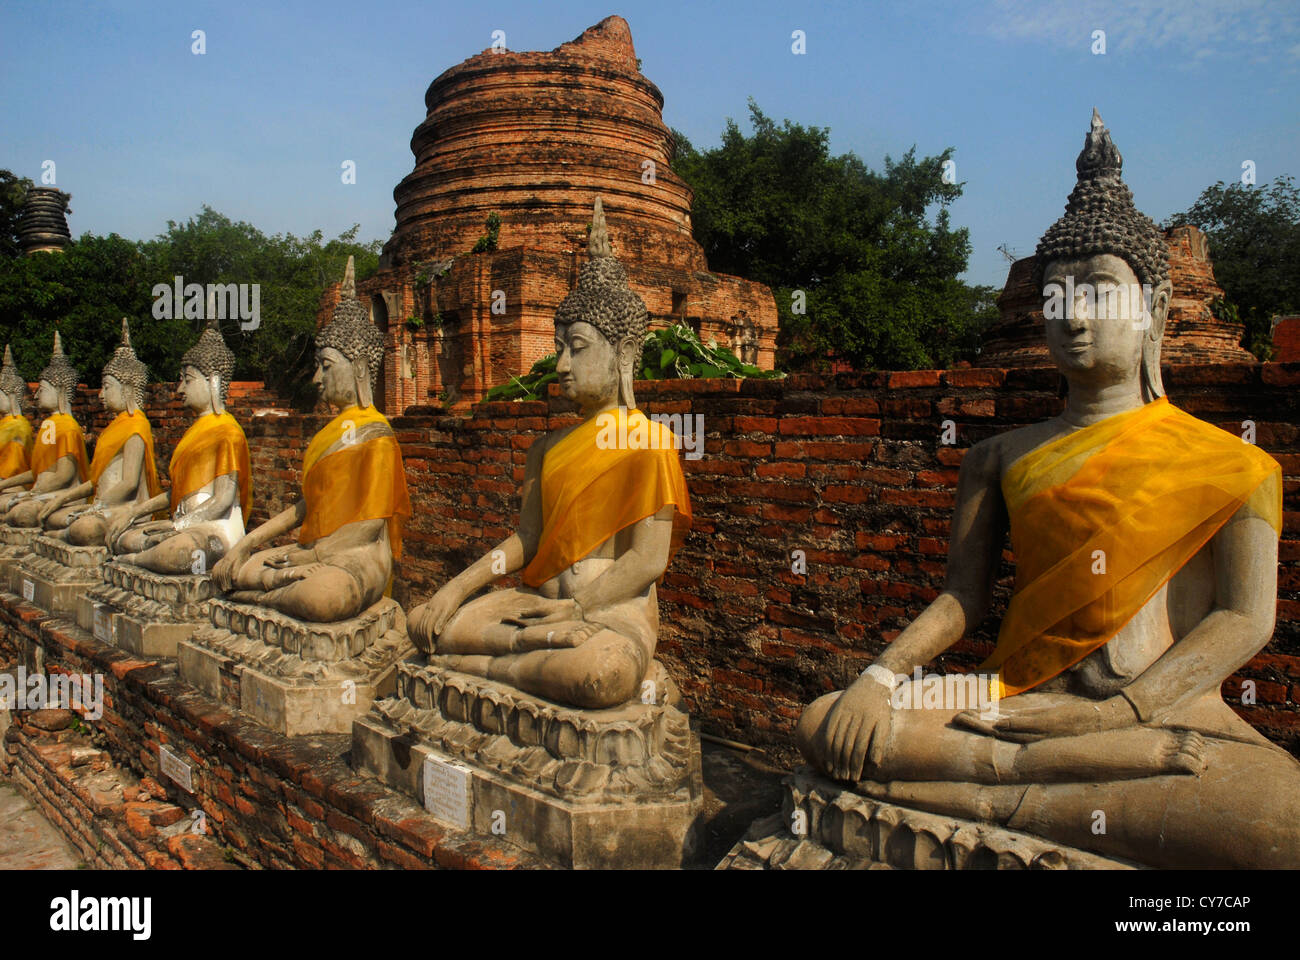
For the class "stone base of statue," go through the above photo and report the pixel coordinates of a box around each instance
[13,535,107,615]
[0,524,43,596]
[717,768,1135,870]
[352,659,703,869]
[73,559,214,657]
[176,597,412,736]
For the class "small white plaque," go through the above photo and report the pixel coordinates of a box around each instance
[422,753,472,830]
[92,604,113,643]
[21,579,33,602]
[159,744,193,792]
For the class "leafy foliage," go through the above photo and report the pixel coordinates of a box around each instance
[671,100,998,371]
[0,171,35,259]
[471,212,502,253]
[640,323,781,380]
[0,191,379,406]
[1166,176,1300,360]
[484,323,780,402]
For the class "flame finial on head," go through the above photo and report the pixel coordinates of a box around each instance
[315,255,383,391]
[1034,110,1168,292]
[39,329,80,394]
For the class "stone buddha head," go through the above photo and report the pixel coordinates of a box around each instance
[553,197,648,412]
[0,345,27,418]
[314,256,384,410]
[36,331,79,415]
[1035,110,1172,401]
[100,318,148,416]
[178,317,237,416]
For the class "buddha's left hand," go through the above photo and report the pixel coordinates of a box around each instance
[955,695,1137,742]
[510,597,580,625]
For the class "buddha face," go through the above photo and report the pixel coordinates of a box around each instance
[0,391,11,416]
[178,364,214,415]
[36,379,58,413]
[313,347,359,409]
[555,321,623,412]
[100,374,128,414]
[1043,254,1154,389]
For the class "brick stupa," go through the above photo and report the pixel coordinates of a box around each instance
[337,16,777,411]
[981,224,1253,366]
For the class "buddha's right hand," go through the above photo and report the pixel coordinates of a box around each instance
[212,547,248,592]
[409,585,463,651]
[821,675,895,782]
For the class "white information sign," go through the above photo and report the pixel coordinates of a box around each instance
[422,753,472,830]
[159,744,193,792]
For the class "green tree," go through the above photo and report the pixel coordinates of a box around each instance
[1166,176,1300,359]
[672,101,996,371]
[140,206,380,402]
[0,205,381,403]
[0,170,35,259]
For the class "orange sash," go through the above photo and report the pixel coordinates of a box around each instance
[30,412,88,481]
[981,397,1281,697]
[0,415,33,480]
[88,410,160,498]
[298,406,411,560]
[521,406,692,588]
[169,412,251,518]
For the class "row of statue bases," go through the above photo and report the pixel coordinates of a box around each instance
[1,142,1299,868]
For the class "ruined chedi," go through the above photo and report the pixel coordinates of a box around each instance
[354,199,702,868]
[17,187,72,255]
[349,15,777,411]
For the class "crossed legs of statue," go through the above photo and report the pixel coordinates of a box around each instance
[797,684,1300,868]
[7,498,57,528]
[431,587,652,710]
[116,526,228,575]
[226,542,385,623]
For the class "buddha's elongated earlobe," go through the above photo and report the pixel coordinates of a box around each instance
[209,374,225,415]
[1140,280,1171,403]
[356,365,374,410]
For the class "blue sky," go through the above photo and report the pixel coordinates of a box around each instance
[2,0,1296,288]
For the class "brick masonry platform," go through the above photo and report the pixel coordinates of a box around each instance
[0,603,543,870]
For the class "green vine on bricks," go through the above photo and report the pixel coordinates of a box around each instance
[471,213,502,253]
[484,323,782,402]
[640,322,781,381]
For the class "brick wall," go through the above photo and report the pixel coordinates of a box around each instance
[30,366,1300,765]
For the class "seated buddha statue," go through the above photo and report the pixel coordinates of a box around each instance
[0,332,89,524]
[210,257,410,623]
[37,319,160,546]
[408,197,692,710]
[796,111,1300,869]
[108,318,249,573]
[0,346,34,484]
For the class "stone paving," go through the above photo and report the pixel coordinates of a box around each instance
[0,776,83,869]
